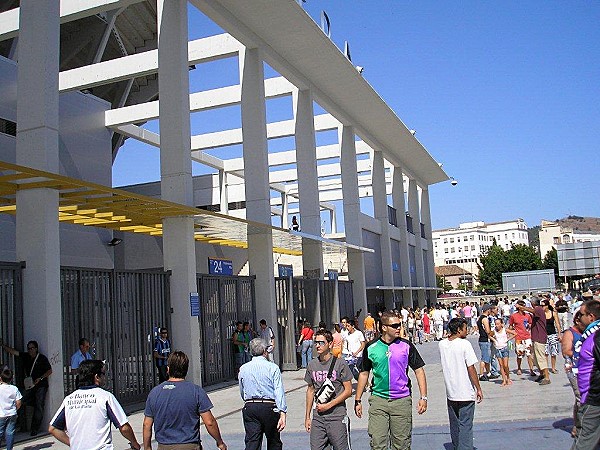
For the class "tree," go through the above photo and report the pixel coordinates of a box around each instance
[543,247,559,283]
[477,241,543,290]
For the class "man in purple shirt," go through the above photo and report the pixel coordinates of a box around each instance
[572,300,600,450]
[517,297,550,385]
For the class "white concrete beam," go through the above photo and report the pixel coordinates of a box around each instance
[0,0,145,41]
[60,34,242,92]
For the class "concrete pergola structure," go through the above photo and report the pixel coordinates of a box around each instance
[0,0,447,416]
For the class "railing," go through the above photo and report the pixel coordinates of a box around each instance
[406,214,414,234]
[420,222,426,238]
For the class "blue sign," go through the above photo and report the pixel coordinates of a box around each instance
[208,257,233,275]
[278,264,293,277]
[392,262,399,272]
[190,292,200,317]
[328,269,338,280]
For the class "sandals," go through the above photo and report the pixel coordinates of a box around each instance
[516,369,522,375]
[550,368,558,374]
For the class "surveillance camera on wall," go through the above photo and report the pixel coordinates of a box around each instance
[355,66,364,74]
[451,179,458,186]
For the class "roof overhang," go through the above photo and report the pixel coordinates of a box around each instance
[191,0,448,186]
[0,161,372,257]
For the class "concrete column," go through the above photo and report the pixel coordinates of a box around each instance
[339,125,367,316]
[281,193,289,230]
[371,151,394,310]
[219,170,229,214]
[330,208,337,234]
[408,178,426,307]
[293,89,323,277]
[391,166,411,307]
[239,47,278,358]
[15,0,63,425]
[420,188,437,302]
[157,0,201,383]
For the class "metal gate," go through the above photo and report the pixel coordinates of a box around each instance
[0,263,24,383]
[197,274,255,387]
[61,268,171,404]
[338,280,355,319]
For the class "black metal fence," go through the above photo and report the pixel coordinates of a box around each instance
[61,268,171,404]
[196,274,255,387]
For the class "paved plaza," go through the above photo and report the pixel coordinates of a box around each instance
[14,337,576,449]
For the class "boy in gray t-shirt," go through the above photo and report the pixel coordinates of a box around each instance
[304,329,353,450]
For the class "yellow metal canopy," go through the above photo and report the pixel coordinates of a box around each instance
[0,161,372,256]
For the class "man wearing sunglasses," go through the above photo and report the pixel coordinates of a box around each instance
[49,360,141,450]
[354,311,427,450]
[304,330,353,450]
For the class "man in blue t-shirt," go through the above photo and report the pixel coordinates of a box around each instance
[143,351,227,450]
[153,328,171,383]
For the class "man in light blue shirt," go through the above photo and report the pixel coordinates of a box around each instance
[239,338,287,450]
[70,338,92,374]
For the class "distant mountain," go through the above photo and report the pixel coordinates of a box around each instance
[555,216,600,234]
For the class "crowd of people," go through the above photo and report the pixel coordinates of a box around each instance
[0,286,598,450]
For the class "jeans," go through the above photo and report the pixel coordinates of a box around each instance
[490,346,500,376]
[478,342,491,364]
[0,415,17,450]
[19,385,47,433]
[301,340,313,368]
[447,399,475,450]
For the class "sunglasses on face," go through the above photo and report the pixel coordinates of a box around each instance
[383,323,402,329]
[314,341,328,346]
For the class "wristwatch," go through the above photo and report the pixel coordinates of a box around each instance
[420,396,428,402]
[354,399,362,406]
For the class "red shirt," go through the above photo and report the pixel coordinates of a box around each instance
[300,326,314,341]
[509,312,532,340]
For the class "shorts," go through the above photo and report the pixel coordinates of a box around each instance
[478,341,491,364]
[545,333,560,356]
[532,341,548,371]
[310,413,351,450]
[496,347,509,358]
[515,338,532,357]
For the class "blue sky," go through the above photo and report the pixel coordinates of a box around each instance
[113,1,600,231]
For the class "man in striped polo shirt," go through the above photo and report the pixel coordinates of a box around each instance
[354,311,428,450]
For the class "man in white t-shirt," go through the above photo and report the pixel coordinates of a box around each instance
[49,360,141,450]
[439,318,483,450]
[342,320,366,380]
[432,306,445,341]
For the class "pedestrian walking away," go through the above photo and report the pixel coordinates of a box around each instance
[0,368,21,450]
[1,339,52,436]
[305,329,353,450]
[298,321,315,368]
[354,311,428,450]
[439,318,483,450]
[153,327,172,383]
[48,359,141,450]
[239,338,287,450]
[518,297,551,385]
[143,351,227,450]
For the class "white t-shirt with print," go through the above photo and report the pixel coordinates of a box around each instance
[439,337,479,401]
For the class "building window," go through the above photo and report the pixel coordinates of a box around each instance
[471,245,475,251]
[450,238,454,243]
[445,248,449,253]
[470,235,474,240]
[563,235,571,243]
[451,247,455,253]
[444,238,448,244]
[553,237,560,244]
[434,242,438,247]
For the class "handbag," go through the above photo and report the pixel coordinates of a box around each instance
[315,356,337,404]
[24,353,39,390]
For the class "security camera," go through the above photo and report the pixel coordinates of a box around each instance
[356,66,364,74]
[450,179,458,186]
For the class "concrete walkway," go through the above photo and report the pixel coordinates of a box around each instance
[13,337,577,449]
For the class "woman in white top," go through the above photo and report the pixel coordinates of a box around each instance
[489,318,517,386]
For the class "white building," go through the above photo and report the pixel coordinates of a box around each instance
[539,220,600,259]
[433,219,529,273]
[0,0,448,418]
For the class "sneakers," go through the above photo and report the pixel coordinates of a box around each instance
[534,375,545,383]
[488,374,500,380]
[539,378,551,385]
[479,374,489,381]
